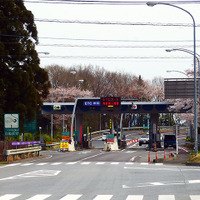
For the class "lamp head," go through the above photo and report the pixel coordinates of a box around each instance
[166,49,172,52]
[146,2,158,7]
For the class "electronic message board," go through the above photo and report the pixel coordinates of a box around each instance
[100,97,121,109]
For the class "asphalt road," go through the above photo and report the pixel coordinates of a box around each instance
[0,131,199,200]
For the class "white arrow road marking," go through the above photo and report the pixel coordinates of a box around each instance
[0,170,61,181]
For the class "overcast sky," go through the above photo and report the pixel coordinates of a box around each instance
[24,0,200,81]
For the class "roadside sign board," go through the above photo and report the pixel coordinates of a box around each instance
[4,113,20,137]
[24,115,37,133]
[107,134,114,144]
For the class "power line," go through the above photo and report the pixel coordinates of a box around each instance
[1,34,197,43]
[39,55,192,59]
[35,18,200,27]
[38,43,198,48]
[24,0,200,5]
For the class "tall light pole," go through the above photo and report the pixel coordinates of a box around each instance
[166,48,199,156]
[63,71,77,133]
[147,2,198,156]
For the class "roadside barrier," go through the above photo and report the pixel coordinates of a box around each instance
[169,151,171,158]
[6,146,41,162]
[164,150,166,159]
[127,139,139,146]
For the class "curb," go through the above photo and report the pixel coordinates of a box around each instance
[186,162,200,166]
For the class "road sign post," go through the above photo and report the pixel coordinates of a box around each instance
[4,113,20,137]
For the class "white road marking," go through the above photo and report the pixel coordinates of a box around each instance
[125,162,134,165]
[96,162,105,165]
[51,162,62,165]
[0,194,21,200]
[21,163,34,166]
[111,162,119,165]
[188,180,200,184]
[59,194,82,200]
[126,195,143,200]
[65,162,77,165]
[140,163,149,165]
[190,195,200,200]
[129,156,137,162]
[93,195,113,200]
[36,163,48,166]
[81,162,91,165]
[0,170,61,181]
[26,194,51,200]
[158,195,175,200]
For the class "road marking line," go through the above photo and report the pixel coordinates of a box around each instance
[158,195,175,200]
[129,156,137,162]
[65,162,77,165]
[111,162,119,165]
[26,194,51,200]
[96,162,105,165]
[81,162,91,165]
[36,163,48,166]
[0,194,21,200]
[190,195,200,200]
[59,194,82,200]
[126,195,144,200]
[125,162,134,165]
[140,163,149,165]
[155,163,163,166]
[188,180,200,184]
[51,162,62,165]
[93,195,113,200]
[21,163,34,166]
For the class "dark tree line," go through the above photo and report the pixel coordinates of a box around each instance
[0,1,50,139]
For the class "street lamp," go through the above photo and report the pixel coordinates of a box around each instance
[62,71,77,132]
[166,70,189,78]
[166,48,199,156]
[147,2,198,155]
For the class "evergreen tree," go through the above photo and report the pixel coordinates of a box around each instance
[0,0,50,138]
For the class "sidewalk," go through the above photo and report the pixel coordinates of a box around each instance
[154,151,192,165]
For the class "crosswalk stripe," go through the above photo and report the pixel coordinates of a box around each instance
[158,195,175,200]
[0,194,21,200]
[126,195,143,200]
[93,195,113,200]
[59,194,82,200]
[26,194,51,200]
[190,195,200,200]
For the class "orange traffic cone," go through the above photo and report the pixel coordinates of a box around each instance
[148,151,150,163]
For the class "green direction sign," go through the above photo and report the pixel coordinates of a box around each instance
[24,115,37,133]
[4,113,20,137]
[63,131,70,136]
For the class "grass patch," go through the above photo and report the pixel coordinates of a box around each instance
[187,152,200,163]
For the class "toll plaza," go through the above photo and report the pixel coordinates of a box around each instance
[41,97,188,151]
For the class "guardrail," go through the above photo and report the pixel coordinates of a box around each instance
[5,146,41,162]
